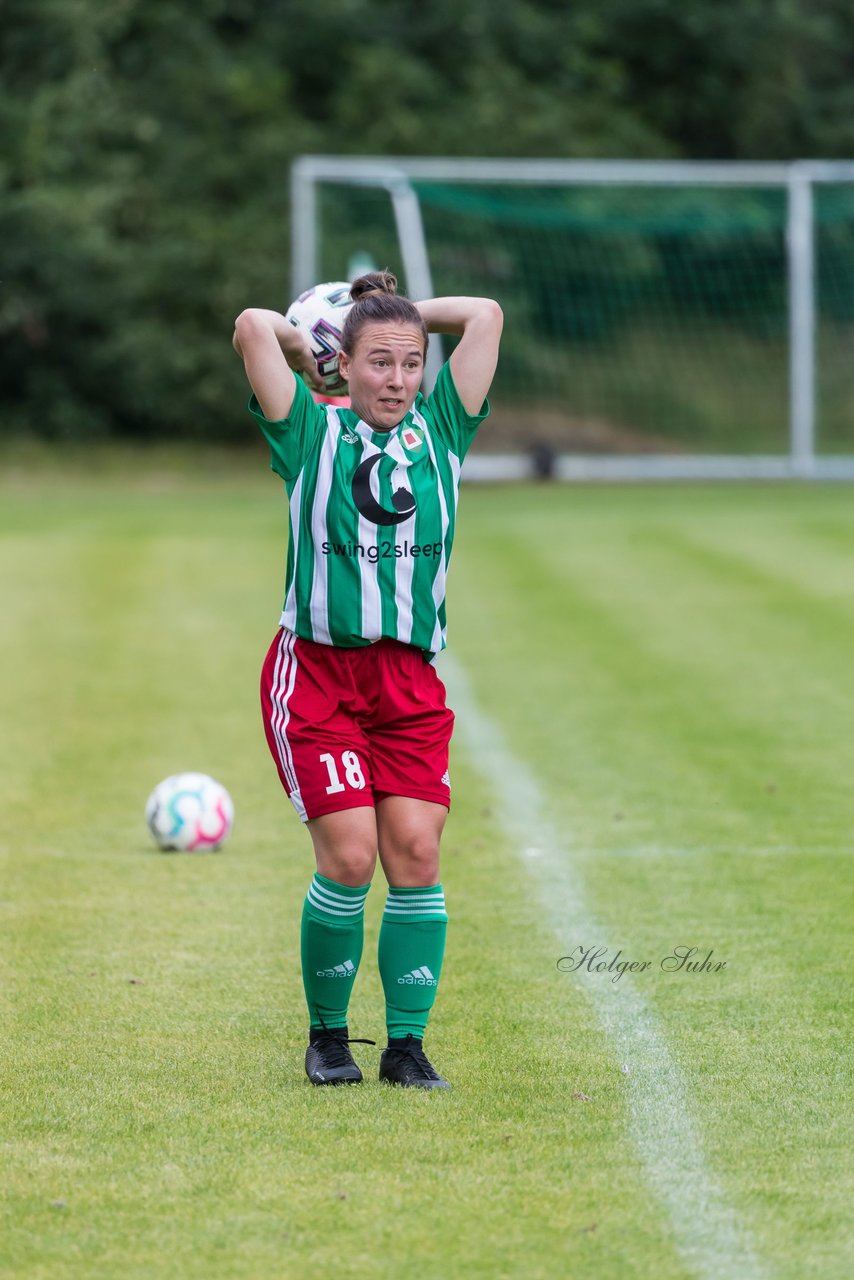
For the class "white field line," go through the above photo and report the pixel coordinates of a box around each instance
[554,843,854,859]
[442,652,767,1280]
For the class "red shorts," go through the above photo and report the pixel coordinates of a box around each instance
[260,629,454,821]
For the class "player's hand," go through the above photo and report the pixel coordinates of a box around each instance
[281,332,325,393]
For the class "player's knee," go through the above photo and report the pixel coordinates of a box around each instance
[317,848,376,887]
[308,808,378,886]
[386,834,441,886]
[311,829,377,885]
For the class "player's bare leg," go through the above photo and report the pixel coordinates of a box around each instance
[308,806,379,886]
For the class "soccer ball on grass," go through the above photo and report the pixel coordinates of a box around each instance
[284,280,353,396]
[145,772,234,852]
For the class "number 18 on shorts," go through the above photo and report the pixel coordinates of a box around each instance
[260,629,454,821]
[319,750,366,795]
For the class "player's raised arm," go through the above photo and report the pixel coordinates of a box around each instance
[416,297,503,415]
[233,308,323,421]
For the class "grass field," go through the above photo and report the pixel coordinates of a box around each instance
[1,456,853,1279]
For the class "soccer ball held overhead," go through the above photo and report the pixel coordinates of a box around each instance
[284,280,353,396]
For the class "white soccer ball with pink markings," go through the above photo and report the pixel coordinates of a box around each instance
[284,280,353,395]
[145,772,234,852]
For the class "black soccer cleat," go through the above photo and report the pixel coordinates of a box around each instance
[305,1026,374,1086]
[379,1035,451,1090]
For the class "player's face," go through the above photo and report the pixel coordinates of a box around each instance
[338,322,425,430]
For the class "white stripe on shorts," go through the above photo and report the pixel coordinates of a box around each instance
[269,629,307,821]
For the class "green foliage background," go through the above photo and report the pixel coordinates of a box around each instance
[3,0,854,441]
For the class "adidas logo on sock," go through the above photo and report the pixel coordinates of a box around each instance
[316,959,356,978]
[397,966,437,986]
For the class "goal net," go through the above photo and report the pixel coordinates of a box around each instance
[293,159,854,479]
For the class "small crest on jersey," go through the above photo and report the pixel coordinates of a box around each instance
[341,429,359,444]
[401,426,424,452]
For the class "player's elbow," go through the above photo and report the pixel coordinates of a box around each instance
[234,309,268,345]
[477,298,504,336]
[484,298,504,325]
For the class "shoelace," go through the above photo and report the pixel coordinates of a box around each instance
[314,1030,375,1070]
[387,1037,442,1080]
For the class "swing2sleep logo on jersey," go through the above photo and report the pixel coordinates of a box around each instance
[321,537,443,563]
[325,447,442,559]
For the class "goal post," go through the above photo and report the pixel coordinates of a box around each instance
[291,156,854,481]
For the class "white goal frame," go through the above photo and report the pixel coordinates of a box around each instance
[292,156,854,481]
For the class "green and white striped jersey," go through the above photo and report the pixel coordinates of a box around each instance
[251,363,489,655]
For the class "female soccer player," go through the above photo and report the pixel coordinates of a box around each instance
[233,272,502,1088]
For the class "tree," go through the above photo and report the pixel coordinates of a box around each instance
[2,0,853,441]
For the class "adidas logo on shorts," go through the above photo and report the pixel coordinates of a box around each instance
[441,771,450,787]
[316,959,356,978]
[397,966,437,986]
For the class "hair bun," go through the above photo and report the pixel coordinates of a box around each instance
[350,270,398,302]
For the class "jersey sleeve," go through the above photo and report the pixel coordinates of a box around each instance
[423,362,490,461]
[248,376,326,481]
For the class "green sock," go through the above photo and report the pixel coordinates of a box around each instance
[301,873,370,1031]
[378,884,448,1040]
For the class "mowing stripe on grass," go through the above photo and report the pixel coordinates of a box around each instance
[442,650,766,1280]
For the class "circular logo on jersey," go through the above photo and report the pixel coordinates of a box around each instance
[351,454,416,527]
